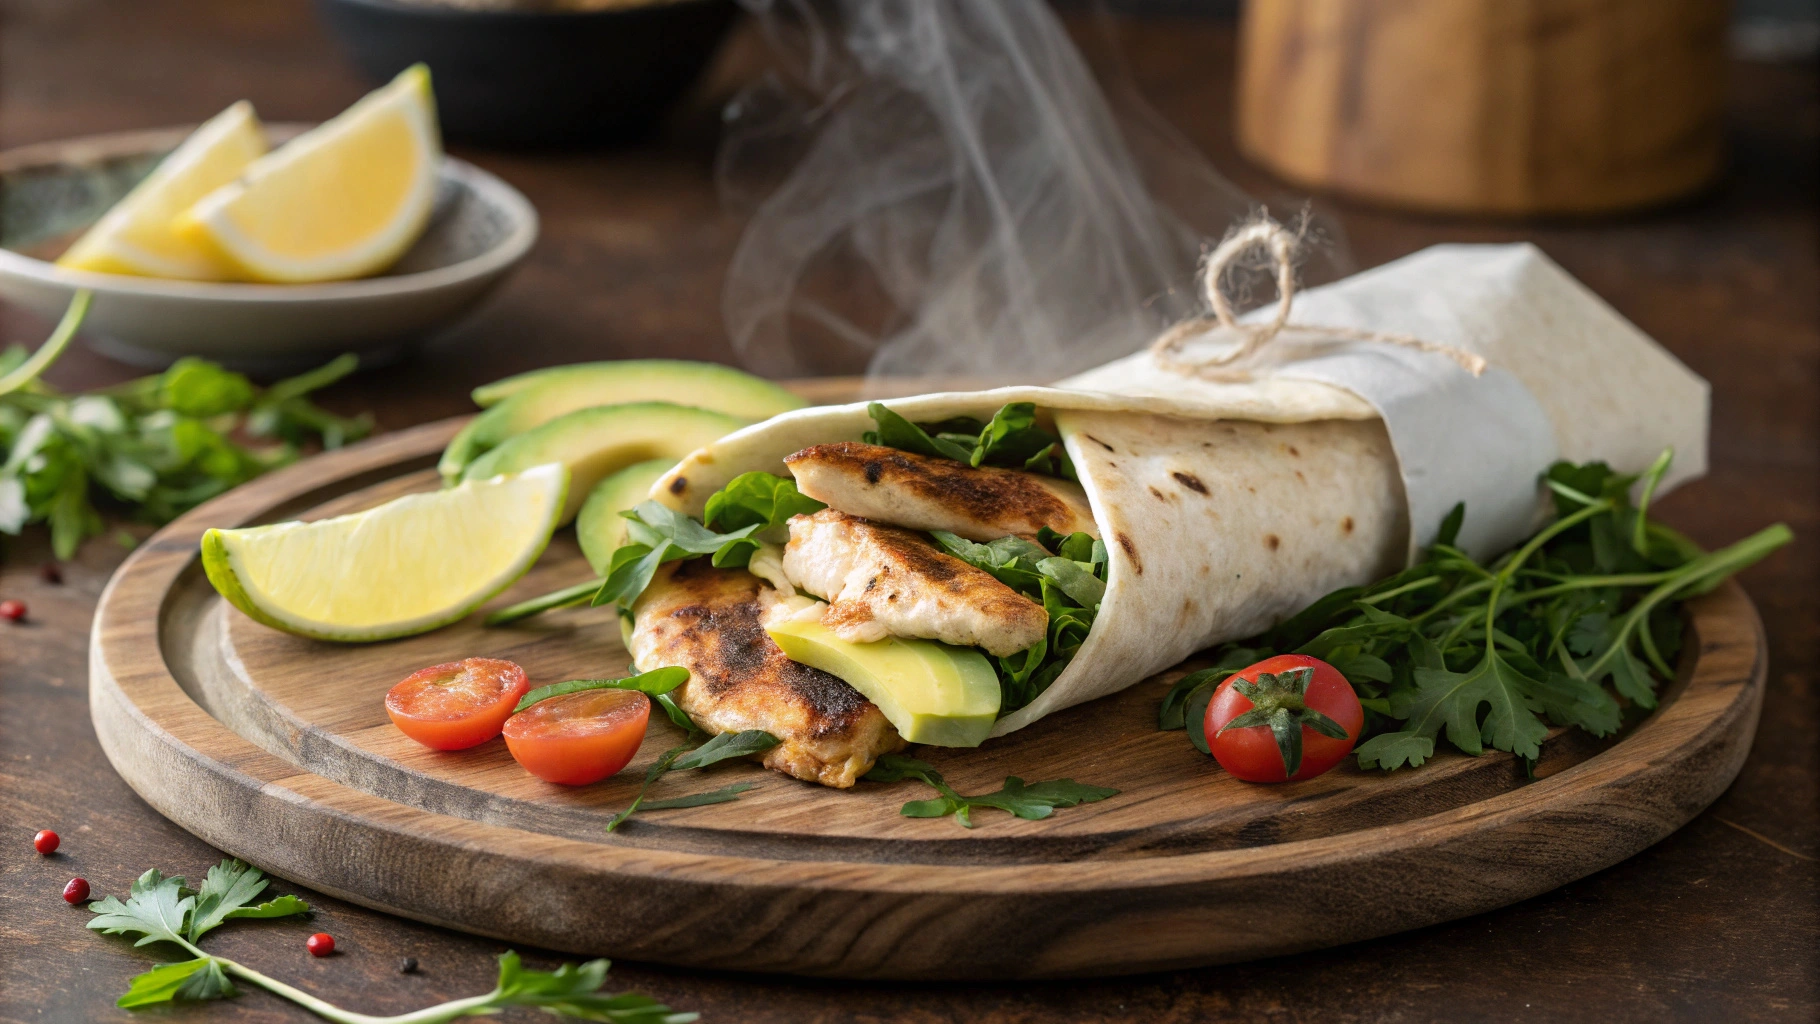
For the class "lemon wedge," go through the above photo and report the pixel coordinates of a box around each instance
[202,463,565,642]
[180,64,441,283]
[57,101,266,280]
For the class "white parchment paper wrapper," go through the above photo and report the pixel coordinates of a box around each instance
[1066,243,1709,558]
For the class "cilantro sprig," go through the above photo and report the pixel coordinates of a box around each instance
[863,401,1076,479]
[934,526,1108,714]
[863,754,1118,828]
[86,859,693,1021]
[1161,452,1792,771]
[0,293,371,560]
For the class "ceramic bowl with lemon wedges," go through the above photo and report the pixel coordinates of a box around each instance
[0,66,536,373]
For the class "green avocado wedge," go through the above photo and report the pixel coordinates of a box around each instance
[462,402,747,524]
[576,458,676,575]
[444,360,807,481]
[766,618,1001,747]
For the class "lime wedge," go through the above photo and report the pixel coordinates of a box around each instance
[202,463,565,642]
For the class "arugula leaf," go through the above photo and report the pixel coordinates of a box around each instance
[863,402,975,462]
[1176,450,1792,774]
[640,783,756,810]
[863,754,1118,828]
[673,729,782,769]
[702,471,825,534]
[606,731,781,831]
[485,578,604,626]
[864,401,1077,479]
[1036,556,1104,607]
[514,667,691,713]
[592,501,763,609]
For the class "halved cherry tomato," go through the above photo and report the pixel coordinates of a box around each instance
[385,658,530,751]
[1205,654,1362,783]
[503,688,650,786]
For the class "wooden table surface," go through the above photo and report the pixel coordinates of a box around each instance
[1,3,1814,1022]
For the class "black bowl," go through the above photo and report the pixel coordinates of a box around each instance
[313,0,739,149]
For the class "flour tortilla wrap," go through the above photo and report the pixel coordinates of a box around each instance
[654,244,1707,737]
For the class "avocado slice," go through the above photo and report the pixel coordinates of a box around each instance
[446,361,807,480]
[462,402,746,524]
[577,458,674,575]
[766,618,1001,747]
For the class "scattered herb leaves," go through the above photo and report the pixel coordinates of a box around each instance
[605,730,780,832]
[1160,452,1791,772]
[862,753,1118,828]
[84,860,694,1021]
[0,294,370,560]
[514,667,691,713]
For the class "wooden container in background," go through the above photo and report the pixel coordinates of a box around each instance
[1235,0,1730,216]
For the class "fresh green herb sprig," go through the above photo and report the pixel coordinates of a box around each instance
[606,729,781,831]
[0,294,371,560]
[862,754,1118,828]
[593,474,824,610]
[1160,452,1792,771]
[86,859,693,1022]
[863,401,1076,479]
[934,526,1108,714]
[487,473,825,625]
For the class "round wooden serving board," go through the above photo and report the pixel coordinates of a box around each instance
[89,390,1767,980]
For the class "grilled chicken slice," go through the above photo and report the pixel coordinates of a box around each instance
[784,509,1048,657]
[629,559,902,788]
[785,442,1097,542]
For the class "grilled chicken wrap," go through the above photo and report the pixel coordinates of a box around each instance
[619,243,1706,787]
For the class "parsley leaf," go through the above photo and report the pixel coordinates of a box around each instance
[491,952,698,1023]
[1,294,369,560]
[116,958,236,1008]
[87,868,195,949]
[863,754,1119,828]
[85,862,695,1020]
[187,858,308,941]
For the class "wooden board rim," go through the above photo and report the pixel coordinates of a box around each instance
[88,412,1767,978]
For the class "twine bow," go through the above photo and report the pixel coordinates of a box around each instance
[1148,219,1487,379]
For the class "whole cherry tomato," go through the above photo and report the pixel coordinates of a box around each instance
[1204,654,1361,783]
[503,688,650,786]
[385,658,530,751]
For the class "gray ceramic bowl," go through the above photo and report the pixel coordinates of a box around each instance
[0,124,537,373]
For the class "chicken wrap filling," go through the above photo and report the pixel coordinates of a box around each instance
[598,402,1108,787]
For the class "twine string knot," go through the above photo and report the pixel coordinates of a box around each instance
[1148,218,1488,379]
